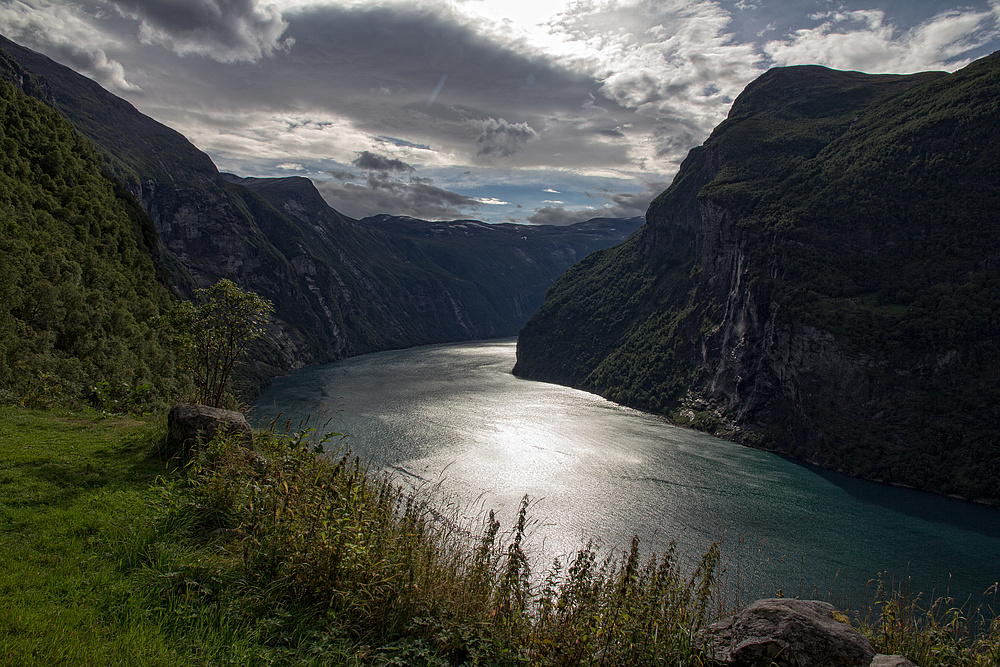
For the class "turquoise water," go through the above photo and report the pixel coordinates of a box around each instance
[252,339,1000,609]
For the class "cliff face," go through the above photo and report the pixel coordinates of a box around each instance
[515,54,1000,504]
[0,36,640,392]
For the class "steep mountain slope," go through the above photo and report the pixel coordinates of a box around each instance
[0,71,182,405]
[236,172,641,329]
[514,54,1000,504]
[0,35,639,386]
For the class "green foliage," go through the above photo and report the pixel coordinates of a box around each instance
[856,576,1000,667]
[0,78,186,411]
[173,279,273,408]
[127,421,728,665]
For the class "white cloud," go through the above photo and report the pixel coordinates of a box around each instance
[166,109,378,173]
[764,7,999,73]
[547,0,761,172]
[0,0,140,90]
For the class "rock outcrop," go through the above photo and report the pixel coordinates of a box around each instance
[167,403,253,453]
[703,599,876,667]
[870,656,917,667]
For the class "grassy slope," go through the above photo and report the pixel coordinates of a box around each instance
[0,406,175,664]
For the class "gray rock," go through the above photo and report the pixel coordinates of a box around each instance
[704,598,875,667]
[870,655,917,667]
[167,403,253,452]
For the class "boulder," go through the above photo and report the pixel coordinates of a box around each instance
[703,598,875,667]
[870,656,917,667]
[167,403,253,452]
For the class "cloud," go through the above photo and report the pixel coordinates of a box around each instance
[474,117,539,158]
[97,1,628,173]
[526,179,667,225]
[548,0,761,171]
[8,0,1000,222]
[314,158,490,220]
[352,151,416,173]
[0,0,140,90]
[109,0,292,63]
[376,135,432,150]
[526,206,598,225]
[763,7,999,73]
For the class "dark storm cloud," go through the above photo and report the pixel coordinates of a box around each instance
[315,168,482,221]
[352,151,415,173]
[327,169,356,181]
[475,118,539,158]
[526,206,597,226]
[109,0,291,62]
[175,2,632,168]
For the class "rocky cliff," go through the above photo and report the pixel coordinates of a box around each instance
[515,54,1000,504]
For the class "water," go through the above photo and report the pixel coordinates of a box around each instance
[252,339,1000,610]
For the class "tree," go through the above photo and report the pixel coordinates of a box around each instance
[177,279,273,408]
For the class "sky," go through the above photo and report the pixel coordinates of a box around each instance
[2,1,999,224]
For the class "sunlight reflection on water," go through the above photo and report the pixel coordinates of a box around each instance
[253,339,1000,608]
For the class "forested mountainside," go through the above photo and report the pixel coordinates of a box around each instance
[0,73,184,405]
[0,35,639,393]
[515,53,1000,505]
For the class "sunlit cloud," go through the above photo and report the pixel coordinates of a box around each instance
[0,0,140,90]
[764,7,999,73]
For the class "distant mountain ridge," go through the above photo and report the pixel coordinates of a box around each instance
[514,53,1000,504]
[0,35,640,394]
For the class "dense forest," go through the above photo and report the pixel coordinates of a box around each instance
[515,53,1000,504]
[0,77,186,408]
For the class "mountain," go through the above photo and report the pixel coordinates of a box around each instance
[0,35,639,394]
[229,174,641,341]
[0,65,182,406]
[514,54,1000,505]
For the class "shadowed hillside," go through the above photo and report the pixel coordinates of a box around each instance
[515,54,1000,504]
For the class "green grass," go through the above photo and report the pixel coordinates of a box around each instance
[0,405,178,664]
[1,404,997,665]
